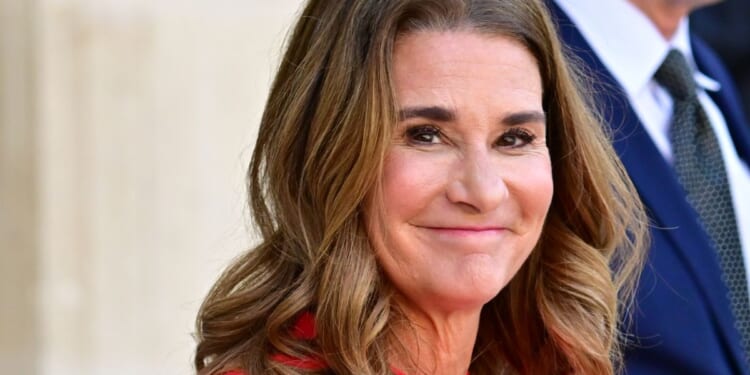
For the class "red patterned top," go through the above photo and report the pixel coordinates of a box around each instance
[223,312,468,375]
[269,311,328,370]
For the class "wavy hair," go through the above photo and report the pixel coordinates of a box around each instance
[194,0,648,374]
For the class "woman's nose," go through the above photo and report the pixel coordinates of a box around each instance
[445,152,508,213]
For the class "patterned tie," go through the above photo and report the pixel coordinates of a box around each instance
[655,49,749,357]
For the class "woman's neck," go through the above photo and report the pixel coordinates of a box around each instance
[389,299,480,375]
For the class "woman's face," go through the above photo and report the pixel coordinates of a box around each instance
[367,31,553,315]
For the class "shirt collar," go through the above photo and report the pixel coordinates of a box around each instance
[673,18,721,92]
[554,0,720,94]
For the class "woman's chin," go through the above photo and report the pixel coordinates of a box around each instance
[406,282,507,316]
[436,265,514,309]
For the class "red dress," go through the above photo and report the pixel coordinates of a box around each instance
[223,312,467,375]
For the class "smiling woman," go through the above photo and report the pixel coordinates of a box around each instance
[368,32,553,357]
[194,1,648,374]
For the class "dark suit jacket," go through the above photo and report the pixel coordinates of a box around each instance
[546,2,750,374]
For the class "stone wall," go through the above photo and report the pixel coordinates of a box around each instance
[0,1,303,373]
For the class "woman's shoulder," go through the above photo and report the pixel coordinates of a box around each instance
[220,371,245,375]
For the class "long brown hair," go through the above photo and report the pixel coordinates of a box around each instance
[194,0,648,373]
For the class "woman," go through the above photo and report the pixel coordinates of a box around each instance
[194,0,648,374]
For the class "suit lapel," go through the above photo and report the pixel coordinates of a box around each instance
[546,1,746,368]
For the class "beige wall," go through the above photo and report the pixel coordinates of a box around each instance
[1,1,304,373]
[1,0,39,373]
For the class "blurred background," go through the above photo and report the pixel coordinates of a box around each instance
[692,0,750,119]
[1,0,303,374]
[1,1,747,374]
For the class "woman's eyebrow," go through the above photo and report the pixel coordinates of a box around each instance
[398,106,545,126]
[399,106,455,122]
[502,110,546,126]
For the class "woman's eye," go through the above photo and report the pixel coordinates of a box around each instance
[405,125,442,145]
[496,128,536,148]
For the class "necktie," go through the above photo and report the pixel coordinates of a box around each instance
[655,49,749,357]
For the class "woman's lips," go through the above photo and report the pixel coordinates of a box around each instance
[419,226,507,237]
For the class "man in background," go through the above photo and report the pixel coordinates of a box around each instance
[547,0,750,373]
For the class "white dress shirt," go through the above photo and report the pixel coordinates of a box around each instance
[554,0,750,286]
